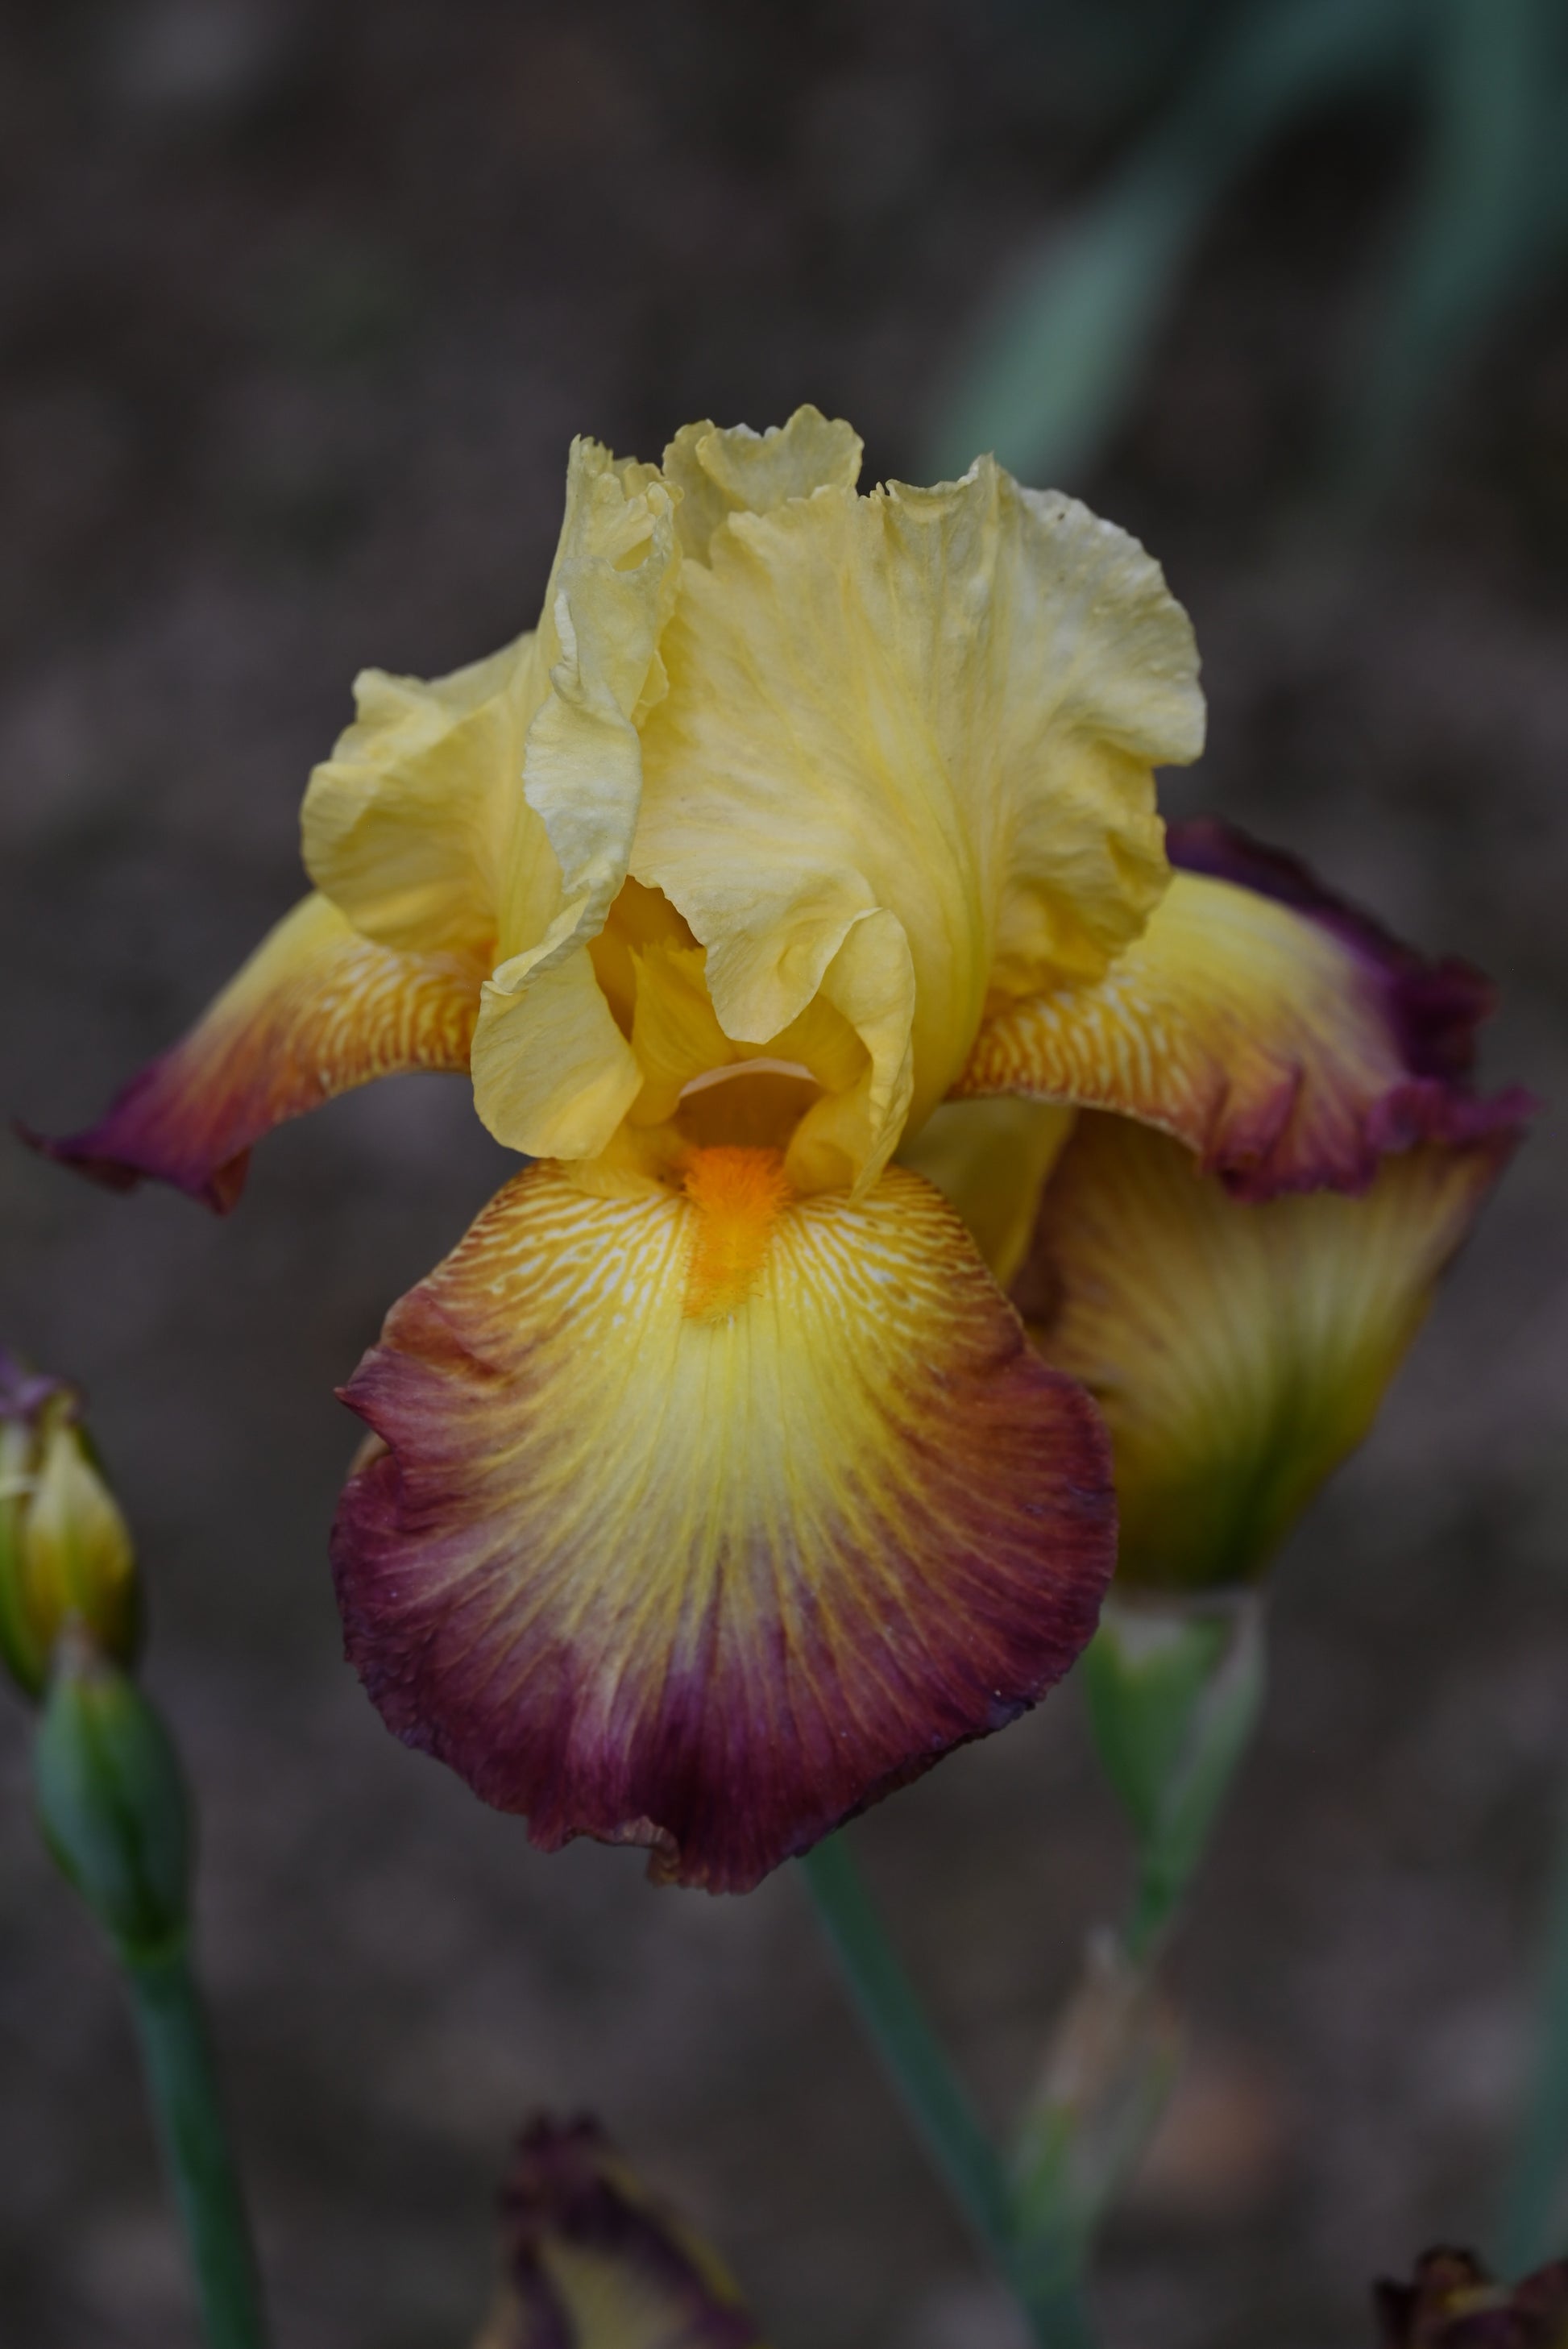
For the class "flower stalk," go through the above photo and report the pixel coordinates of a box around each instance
[122,1944,268,2349]
[1083,1592,1267,1965]
[799,1836,1015,2269]
[34,1637,270,2349]
[1,1357,268,2349]
[800,1832,1099,2347]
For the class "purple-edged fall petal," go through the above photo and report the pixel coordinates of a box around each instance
[632,452,1202,1193]
[956,820,1531,1201]
[473,2116,764,2349]
[333,1156,1114,1893]
[1375,2248,1568,2347]
[1024,1112,1519,1592]
[32,894,479,1211]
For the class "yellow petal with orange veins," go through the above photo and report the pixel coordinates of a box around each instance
[334,1163,1114,1892]
[957,824,1532,1198]
[633,456,1201,1188]
[1026,1112,1520,1592]
[32,894,480,1211]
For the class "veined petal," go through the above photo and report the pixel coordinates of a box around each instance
[334,1160,1114,1893]
[632,456,1201,1187]
[475,2117,763,2349]
[957,820,1533,1198]
[31,894,479,1212]
[1025,1112,1520,1592]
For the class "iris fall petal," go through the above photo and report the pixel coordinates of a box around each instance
[957,820,1531,1198]
[333,1159,1114,1892]
[31,893,479,1211]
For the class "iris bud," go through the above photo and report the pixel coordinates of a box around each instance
[0,1355,139,1698]
[33,1633,191,1962]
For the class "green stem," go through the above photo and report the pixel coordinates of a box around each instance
[123,1942,269,2349]
[1497,1803,1568,2276]
[800,1836,1012,2268]
[799,1833,1097,2347]
[1085,1595,1267,1969]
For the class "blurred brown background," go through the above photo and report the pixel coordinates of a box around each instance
[2,3,1566,2343]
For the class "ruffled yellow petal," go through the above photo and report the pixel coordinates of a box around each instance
[472,951,642,1164]
[662,404,865,560]
[956,858,1522,1198]
[301,438,678,1162]
[301,637,539,962]
[469,447,681,1158]
[633,454,1201,1189]
[1026,1113,1516,1591]
[32,894,479,1210]
[334,1158,1113,1891]
[305,442,676,971]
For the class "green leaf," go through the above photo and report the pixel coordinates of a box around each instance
[923,0,1421,485]
[1343,0,1568,496]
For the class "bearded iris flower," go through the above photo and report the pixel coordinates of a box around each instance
[37,409,1524,1891]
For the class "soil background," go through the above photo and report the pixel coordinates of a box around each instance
[2,5,1567,2345]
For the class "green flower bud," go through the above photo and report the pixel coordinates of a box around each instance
[33,1633,191,1962]
[0,1354,139,1697]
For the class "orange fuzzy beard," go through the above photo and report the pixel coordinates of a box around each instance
[682,1146,795,1320]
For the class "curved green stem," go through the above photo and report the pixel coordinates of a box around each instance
[800,1836,1013,2265]
[124,1942,269,2349]
[799,1833,1097,2347]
